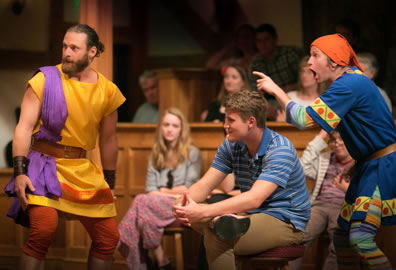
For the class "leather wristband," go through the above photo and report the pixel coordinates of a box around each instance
[13,156,29,177]
[103,169,116,189]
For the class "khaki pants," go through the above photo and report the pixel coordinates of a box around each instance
[192,212,304,270]
[289,201,340,270]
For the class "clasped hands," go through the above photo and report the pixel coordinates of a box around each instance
[172,191,207,227]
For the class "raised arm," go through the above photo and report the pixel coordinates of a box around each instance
[253,71,317,129]
[253,71,291,111]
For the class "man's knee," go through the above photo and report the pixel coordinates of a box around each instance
[24,206,58,260]
[24,224,58,260]
[90,221,120,260]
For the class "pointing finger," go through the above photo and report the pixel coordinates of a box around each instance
[252,71,266,79]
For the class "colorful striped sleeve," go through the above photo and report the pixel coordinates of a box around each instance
[285,101,316,129]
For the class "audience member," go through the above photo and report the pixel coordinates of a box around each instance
[206,24,257,71]
[202,64,250,122]
[357,52,392,112]
[289,130,352,270]
[276,56,327,121]
[118,107,201,270]
[249,23,303,120]
[173,90,310,270]
[132,70,159,123]
[255,33,396,270]
[249,23,303,93]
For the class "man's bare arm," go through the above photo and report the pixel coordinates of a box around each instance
[13,86,41,207]
[99,110,118,171]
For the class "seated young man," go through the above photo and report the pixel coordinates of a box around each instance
[172,89,310,270]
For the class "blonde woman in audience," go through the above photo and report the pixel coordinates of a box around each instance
[277,56,327,121]
[118,107,201,270]
[202,64,250,122]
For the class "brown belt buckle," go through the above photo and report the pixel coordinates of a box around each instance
[64,145,72,158]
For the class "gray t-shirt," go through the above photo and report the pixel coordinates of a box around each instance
[132,102,159,123]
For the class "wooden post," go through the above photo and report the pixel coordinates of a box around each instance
[79,0,113,80]
[157,68,221,122]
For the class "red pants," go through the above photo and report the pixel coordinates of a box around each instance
[24,205,119,260]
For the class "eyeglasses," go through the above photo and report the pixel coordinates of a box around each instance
[166,170,174,189]
[328,138,344,146]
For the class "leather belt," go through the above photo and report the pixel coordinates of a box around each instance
[31,140,86,159]
[366,143,396,161]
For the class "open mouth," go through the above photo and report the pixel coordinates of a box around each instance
[310,68,318,80]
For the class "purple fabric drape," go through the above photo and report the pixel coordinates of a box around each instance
[4,66,68,226]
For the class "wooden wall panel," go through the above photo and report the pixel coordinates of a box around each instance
[157,69,221,122]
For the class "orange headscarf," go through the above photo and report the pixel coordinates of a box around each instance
[311,34,364,72]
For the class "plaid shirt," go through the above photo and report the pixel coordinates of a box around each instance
[250,46,303,91]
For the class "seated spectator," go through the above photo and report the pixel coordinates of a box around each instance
[206,24,257,71]
[173,90,310,270]
[118,107,202,270]
[249,23,303,120]
[357,52,392,112]
[276,56,328,121]
[249,24,303,92]
[289,130,353,270]
[202,64,250,122]
[132,70,159,123]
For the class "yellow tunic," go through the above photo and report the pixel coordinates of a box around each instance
[27,64,125,218]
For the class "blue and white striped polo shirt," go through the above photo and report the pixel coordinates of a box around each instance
[211,127,310,232]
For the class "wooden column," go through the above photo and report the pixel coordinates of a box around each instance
[79,0,115,168]
[129,1,149,119]
[157,68,222,122]
[79,0,113,80]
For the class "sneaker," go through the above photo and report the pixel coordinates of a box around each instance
[213,215,250,241]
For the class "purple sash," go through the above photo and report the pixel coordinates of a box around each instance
[4,66,68,226]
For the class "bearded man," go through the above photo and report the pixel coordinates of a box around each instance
[4,24,125,270]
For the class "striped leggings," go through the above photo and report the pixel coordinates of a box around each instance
[333,186,392,270]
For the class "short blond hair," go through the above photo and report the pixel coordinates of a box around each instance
[223,89,267,128]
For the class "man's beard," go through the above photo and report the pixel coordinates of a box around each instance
[62,53,89,76]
